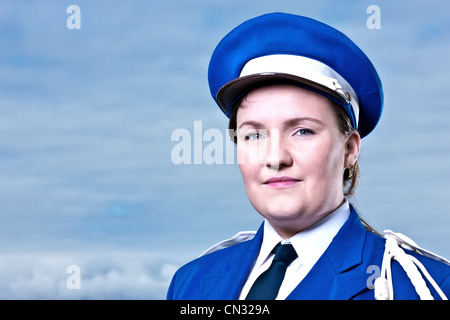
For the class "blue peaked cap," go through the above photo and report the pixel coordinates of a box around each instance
[208,13,383,138]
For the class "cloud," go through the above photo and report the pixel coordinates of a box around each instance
[0,251,182,299]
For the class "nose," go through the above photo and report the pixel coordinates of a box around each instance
[265,130,293,171]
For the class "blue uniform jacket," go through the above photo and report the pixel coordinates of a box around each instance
[167,207,450,300]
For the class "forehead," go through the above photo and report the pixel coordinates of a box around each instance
[236,84,337,125]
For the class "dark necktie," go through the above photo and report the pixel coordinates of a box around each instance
[245,242,298,300]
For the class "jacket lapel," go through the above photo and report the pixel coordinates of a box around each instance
[287,207,370,300]
[197,223,264,300]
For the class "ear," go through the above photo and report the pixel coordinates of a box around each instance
[344,131,361,167]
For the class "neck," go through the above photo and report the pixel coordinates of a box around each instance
[269,198,347,239]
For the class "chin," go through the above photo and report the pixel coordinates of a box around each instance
[265,209,306,224]
[250,197,324,234]
[264,210,315,237]
[254,200,308,222]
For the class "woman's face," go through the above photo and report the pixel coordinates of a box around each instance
[236,84,360,238]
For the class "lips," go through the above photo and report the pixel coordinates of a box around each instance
[263,176,301,188]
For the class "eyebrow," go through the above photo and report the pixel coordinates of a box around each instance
[283,117,325,127]
[238,120,265,130]
[238,117,325,129]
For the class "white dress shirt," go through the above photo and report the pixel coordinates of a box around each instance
[238,199,351,300]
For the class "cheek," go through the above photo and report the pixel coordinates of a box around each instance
[237,140,267,166]
[238,162,259,187]
[237,143,263,198]
[302,139,345,181]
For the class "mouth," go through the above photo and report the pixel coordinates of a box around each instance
[263,176,301,188]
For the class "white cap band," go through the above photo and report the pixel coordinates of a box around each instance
[240,54,360,126]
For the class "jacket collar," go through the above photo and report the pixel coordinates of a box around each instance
[326,205,367,273]
[287,206,369,299]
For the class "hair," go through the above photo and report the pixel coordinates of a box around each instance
[227,87,380,235]
[329,101,359,198]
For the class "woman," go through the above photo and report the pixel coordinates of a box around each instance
[167,13,450,300]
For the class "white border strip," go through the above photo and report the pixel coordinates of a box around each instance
[240,54,359,126]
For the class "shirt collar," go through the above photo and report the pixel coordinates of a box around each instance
[259,198,351,269]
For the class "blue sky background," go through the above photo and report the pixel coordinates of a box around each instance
[0,0,449,299]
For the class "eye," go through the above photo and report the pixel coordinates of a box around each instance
[294,128,314,137]
[245,131,266,141]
